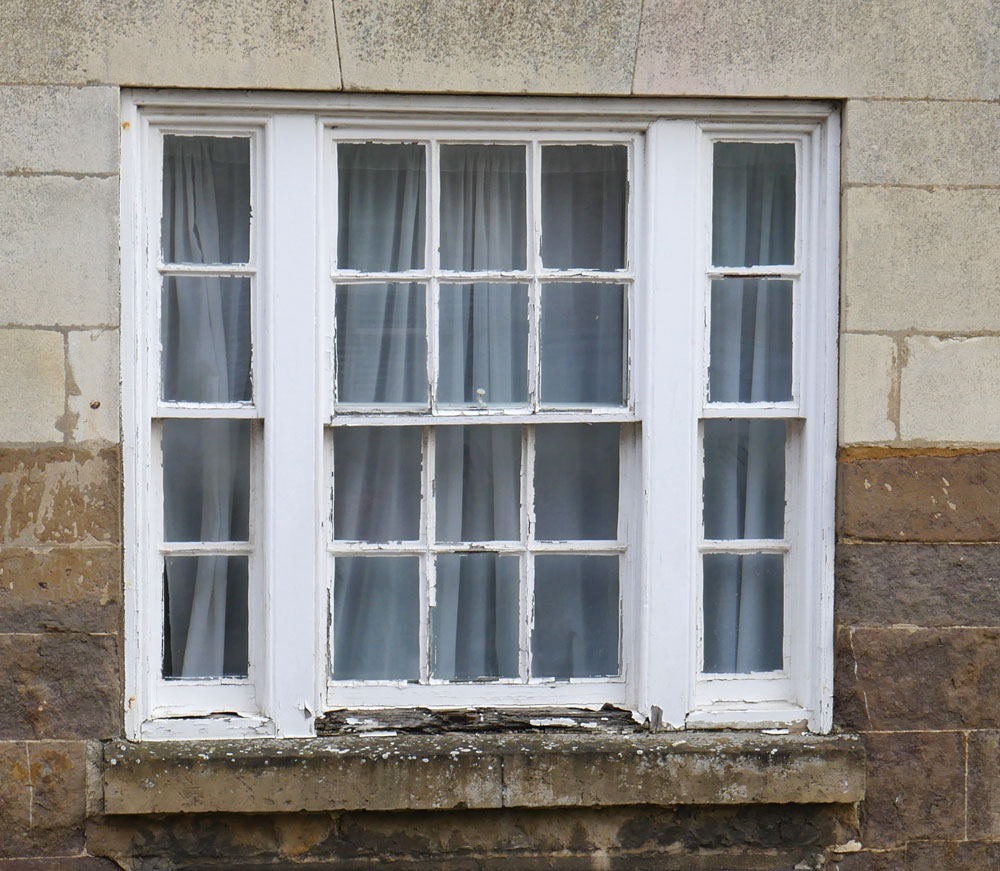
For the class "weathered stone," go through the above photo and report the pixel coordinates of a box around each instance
[0,742,31,855]
[843,188,1000,333]
[102,733,863,815]
[0,633,119,739]
[66,329,119,444]
[26,741,87,830]
[966,731,1000,839]
[633,0,1000,99]
[838,451,1000,542]
[836,626,1000,731]
[836,543,1000,627]
[0,176,118,327]
[0,86,118,174]
[860,731,965,849]
[900,336,1000,445]
[0,330,65,443]
[0,446,120,546]
[0,547,120,634]
[908,841,1000,871]
[0,1,340,89]
[840,334,896,445]
[335,0,642,95]
[0,861,119,870]
[844,99,1000,186]
[829,850,906,871]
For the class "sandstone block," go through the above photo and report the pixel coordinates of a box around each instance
[335,0,642,95]
[967,731,1000,839]
[0,86,118,174]
[633,0,1000,99]
[0,861,119,870]
[66,330,119,444]
[0,330,65,444]
[27,741,87,830]
[843,188,1000,333]
[900,336,1000,445]
[0,742,31,855]
[839,334,896,445]
[838,451,1000,542]
[845,100,1000,186]
[908,841,1000,871]
[0,177,118,327]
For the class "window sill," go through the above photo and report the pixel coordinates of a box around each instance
[102,730,864,815]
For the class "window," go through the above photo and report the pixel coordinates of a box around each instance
[122,94,839,739]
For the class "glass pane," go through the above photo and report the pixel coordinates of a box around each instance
[703,553,783,673]
[436,426,520,542]
[337,143,425,272]
[336,283,428,405]
[334,427,422,542]
[709,279,792,403]
[333,556,419,680]
[712,142,795,267]
[162,420,250,542]
[703,420,785,540]
[163,555,248,679]
[432,553,519,680]
[533,555,619,678]
[162,135,250,265]
[540,283,625,406]
[438,283,528,406]
[161,276,252,403]
[535,424,619,541]
[541,145,627,270]
[440,145,526,271]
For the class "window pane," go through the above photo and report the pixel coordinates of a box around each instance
[541,145,627,270]
[712,142,795,267]
[436,426,520,542]
[336,283,428,405]
[703,553,783,673]
[440,145,526,271]
[703,420,785,540]
[535,424,619,541]
[540,283,625,406]
[334,427,421,542]
[162,420,250,542]
[432,553,519,680]
[533,555,619,678]
[438,283,528,406]
[337,143,425,272]
[161,276,252,403]
[333,556,419,680]
[163,555,248,679]
[162,135,250,265]
[709,279,792,403]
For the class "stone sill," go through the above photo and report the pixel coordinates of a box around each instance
[103,731,864,815]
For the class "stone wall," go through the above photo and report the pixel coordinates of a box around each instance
[1,1,998,868]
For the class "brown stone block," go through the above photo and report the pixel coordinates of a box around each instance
[907,841,1000,871]
[836,543,1000,627]
[0,741,31,856]
[838,451,1000,542]
[860,731,965,849]
[967,731,1000,838]
[0,633,120,739]
[0,446,120,546]
[27,741,86,829]
[0,862,119,870]
[836,626,1000,730]
[830,850,906,871]
[0,547,121,633]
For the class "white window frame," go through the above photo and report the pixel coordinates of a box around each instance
[121,92,839,740]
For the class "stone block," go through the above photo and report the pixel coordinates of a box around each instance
[836,626,1000,731]
[335,0,642,94]
[27,741,87,830]
[66,329,119,444]
[967,731,1000,839]
[0,446,120,546]
[0,861,119,870]
[900,337,1000,445]
[838,450,1000,542]
[829,850,906,871]
[633,0,1000,99]
[0,633,120,739]
[0,330,65,443]
[0,176,118,327]
[842,188,1000,333]
[0,742,31,855]
[860,731,965,849]
[908,841,1000,871]
[845,99,1000,186]
[0,547,120,634]
[0,86,118,174]
[836,543,1000,628]
[839,334,896,445]
[0,1,340,89]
